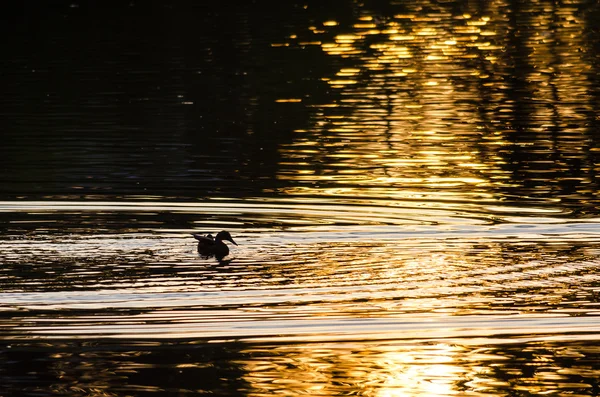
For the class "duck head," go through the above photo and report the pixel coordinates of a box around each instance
[215,230,238,246]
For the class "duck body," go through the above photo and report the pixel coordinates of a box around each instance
[192,230,237,258]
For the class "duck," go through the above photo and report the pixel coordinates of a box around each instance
[192,230,238,259]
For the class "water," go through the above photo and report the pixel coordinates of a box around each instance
[2,1,600,396]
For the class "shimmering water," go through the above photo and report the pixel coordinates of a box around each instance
[2,1,600,396]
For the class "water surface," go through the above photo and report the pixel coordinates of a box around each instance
[2,0,600,396]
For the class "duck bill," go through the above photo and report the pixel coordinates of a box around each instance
[229,238,238,246]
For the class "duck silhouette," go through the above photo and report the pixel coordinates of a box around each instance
[192,230,238,259]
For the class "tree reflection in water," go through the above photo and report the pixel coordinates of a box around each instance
[2,338,600,396]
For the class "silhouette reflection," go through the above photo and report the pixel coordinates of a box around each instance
[2,337,600,396]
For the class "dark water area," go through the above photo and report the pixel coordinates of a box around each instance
[2,0,600,396]
[1,1,327,199]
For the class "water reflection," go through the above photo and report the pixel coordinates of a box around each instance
[275,0,600,213]
[0,1,598,210]
[2,0,600,396]
[239,338,600,396]
[0,340,251,397]
[2,216,600,334]
[2,337,600,396]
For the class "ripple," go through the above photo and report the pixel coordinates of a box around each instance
[1,201,600,342]
[0,199,593,236]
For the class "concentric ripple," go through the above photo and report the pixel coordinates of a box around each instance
[1,200,600,341]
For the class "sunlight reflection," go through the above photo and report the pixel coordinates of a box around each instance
[3,1,600,396]
[240,342,470,396]
[372,345,463,397]
[274,0,596,212]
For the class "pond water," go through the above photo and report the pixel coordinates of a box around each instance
[2,1,600,396]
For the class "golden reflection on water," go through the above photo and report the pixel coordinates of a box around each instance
[2,1,600,396]
[239,342,463,396]
[3,224,600,395]
[275,1,596,209]
[237,338,600,396]
[4,336,600,397]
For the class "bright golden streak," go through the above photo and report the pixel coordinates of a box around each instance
[389,35,415,41]
[394,14,416,19]
[337,68,361,77]
[336,34,360,41]
[468,20,488,26]
[329,80,358,86]
[354,23,377,29]
[416,28,438,36]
